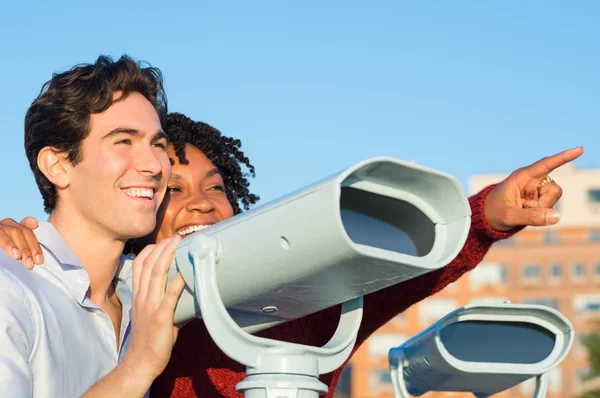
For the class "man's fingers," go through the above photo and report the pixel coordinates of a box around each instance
[132,244,156,298]
[163,274,186,344]
[137,237,177,302]
[504,208,561,228]
[146,235,181,305]
[523,147,583,178]
[160,273,186,317]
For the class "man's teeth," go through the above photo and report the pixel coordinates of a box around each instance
[124,188,154,199]
[178,225,211,236]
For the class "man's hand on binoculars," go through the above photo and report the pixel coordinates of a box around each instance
[123,235,186,386]
[484,146,583,232]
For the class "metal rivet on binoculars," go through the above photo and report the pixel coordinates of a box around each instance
[261,306,279,313]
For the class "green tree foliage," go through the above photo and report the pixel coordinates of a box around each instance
[578,332,600,398]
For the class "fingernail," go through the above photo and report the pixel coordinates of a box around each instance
[35,254,43,264]
[546,211,560,224]
[26,257,34,268]
[11,248,21,260]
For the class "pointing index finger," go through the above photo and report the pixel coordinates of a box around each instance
[524,147,583,178]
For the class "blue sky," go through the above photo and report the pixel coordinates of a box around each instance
[0,1,597,221]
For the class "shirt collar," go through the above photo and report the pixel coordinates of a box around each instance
[115,255,133,315]
[116,254,133,282]
[34,222,133,306]
[35,221,84,269]
[34,222,89,303]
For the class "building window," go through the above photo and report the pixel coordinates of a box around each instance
[418,298,458,326]
[549,263,562,278]
[587,302,600,312]
[574,294,600,317]
[496,236,515,246]
[589,230,600,242]
[500,266,507,283]
[589,189,600,203]
[523,265,541,280]
[572,263,586,278]
[523,298,559,310]
[588,189,600,213]
[368,333,406,359]
[543,231,561,244]
[336,365,352,397]
[471,296,508,305]
[369,370,393,389]
[468,263,507,290]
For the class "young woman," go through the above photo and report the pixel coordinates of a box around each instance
[0,112,578,397]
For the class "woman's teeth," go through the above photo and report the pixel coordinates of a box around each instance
[177,225,211,236]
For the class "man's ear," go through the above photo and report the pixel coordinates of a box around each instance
[37,147,71,189]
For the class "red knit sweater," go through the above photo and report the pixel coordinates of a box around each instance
[151,185,517,398]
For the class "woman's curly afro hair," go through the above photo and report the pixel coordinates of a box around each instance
[166,112,259,214]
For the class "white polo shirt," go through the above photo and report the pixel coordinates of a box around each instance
[0,222,134,397]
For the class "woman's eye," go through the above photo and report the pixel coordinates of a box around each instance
[153,141,168,150]
[167,186,183,193]
[208,185,225,192]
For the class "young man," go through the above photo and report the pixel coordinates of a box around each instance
[0,55,185,397]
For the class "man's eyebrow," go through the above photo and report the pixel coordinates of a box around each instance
[102,127,142,139]
[151,130,169,143]
[102,127,168,142]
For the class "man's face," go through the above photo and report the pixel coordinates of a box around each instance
[65,92,171,240]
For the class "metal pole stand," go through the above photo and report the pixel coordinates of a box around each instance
[187,234,364,398]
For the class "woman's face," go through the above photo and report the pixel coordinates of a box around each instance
[151,143,234,243]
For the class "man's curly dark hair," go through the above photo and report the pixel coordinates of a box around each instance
[166,112,259,214]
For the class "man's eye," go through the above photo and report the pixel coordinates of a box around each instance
[115,139,132,145]
[153,142,168,150]
[209,185,225,192]
[167,186,183,193]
